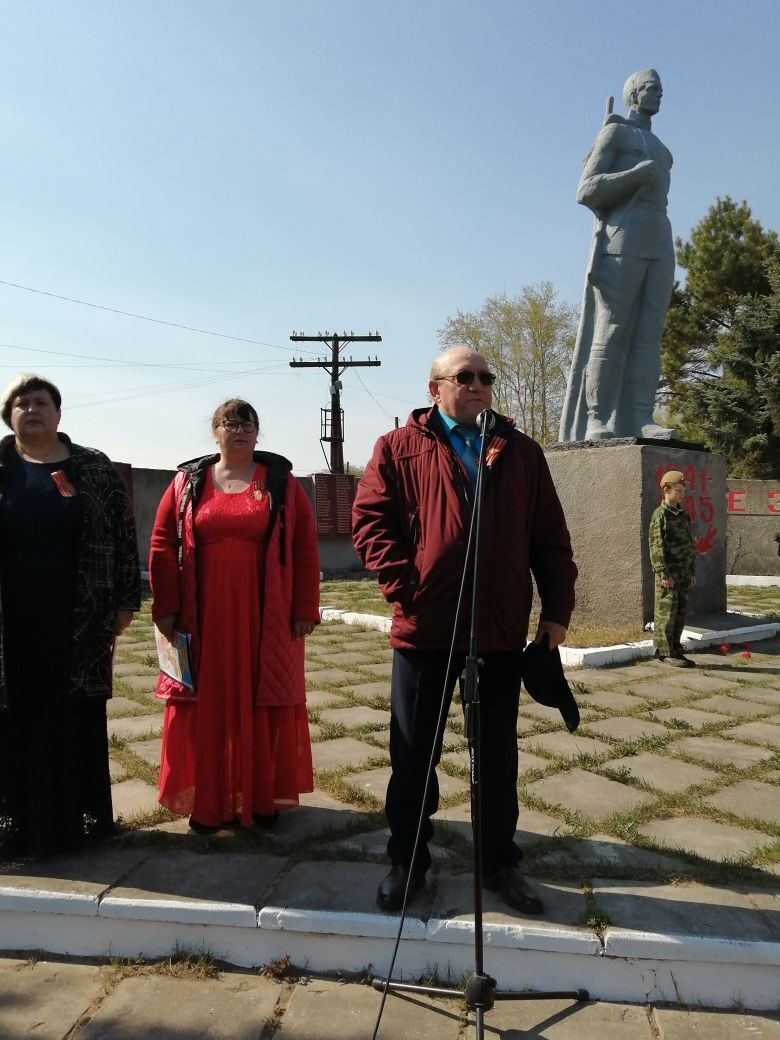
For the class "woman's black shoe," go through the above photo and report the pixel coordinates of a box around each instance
[252,811,280,829]
[188,817,221,835]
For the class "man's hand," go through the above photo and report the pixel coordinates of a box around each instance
[533,621,567,650]
[292,619,316,639]
[661,575,675,589]
[115,610,135,636]
[155,614,178,642]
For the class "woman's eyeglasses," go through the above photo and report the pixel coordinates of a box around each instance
[438,370,496,387]
[221,420,258,433]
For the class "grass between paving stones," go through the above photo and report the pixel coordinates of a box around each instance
[311,720,348,741]
[315,767,384,811]
[101,950,236,994]
[320,578,651,646]
[109,683,160,715]
[518,663,780,865]
[107,734,160,789]
[326,686,391,711]
[107,598,780,889]
[319,578,394,617]
[520,751,780,883]
[580,881,611,935]
[261,954,299,983]
[115,806,176,830]
[416,962,471,989]
[516,806,780,889]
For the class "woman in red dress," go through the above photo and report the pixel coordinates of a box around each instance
[149,398,319,833]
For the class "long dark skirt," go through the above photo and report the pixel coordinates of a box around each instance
[0,689,113,860]
[0,452,114,860]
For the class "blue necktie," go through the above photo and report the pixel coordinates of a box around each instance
[453,425,480,489]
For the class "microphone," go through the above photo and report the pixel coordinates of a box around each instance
[477,409,496,434]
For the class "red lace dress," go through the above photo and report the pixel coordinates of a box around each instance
[158,465,313,827]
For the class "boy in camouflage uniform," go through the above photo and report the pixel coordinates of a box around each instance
[649,470,697,667]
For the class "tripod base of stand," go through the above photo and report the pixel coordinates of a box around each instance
[372,976,589,1006]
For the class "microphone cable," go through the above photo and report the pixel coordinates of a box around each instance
[370,410,493,1040]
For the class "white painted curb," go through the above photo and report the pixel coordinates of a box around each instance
[727,576,780,587]
[1,900,779,1009]
[99,896,257,928]
[0,886,99,916]
[604,928,780,966]
[320,607,391,633]
[320,608,779,668]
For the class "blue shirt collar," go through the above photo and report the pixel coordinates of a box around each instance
[437,409,479,436]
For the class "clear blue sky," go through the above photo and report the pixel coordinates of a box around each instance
[2,0,779,471]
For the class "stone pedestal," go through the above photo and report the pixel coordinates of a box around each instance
[544,440,727,629]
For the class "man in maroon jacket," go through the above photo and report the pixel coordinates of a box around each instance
[352,346,577,914]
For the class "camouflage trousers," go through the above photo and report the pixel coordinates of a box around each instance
[654,576,691,657]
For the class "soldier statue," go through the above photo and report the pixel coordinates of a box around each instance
[559,69,676,442]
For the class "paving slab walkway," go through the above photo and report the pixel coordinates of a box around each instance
[1,956,778,1039]
[2,608,780,1016]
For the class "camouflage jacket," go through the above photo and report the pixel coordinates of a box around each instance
[648,503,696,580]
[0,434,141,710]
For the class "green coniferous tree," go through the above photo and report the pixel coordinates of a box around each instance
[682,258,780,477]
[661,197,780,462]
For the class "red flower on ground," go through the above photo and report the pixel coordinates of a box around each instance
[719,643,729,655]
[741,650,752,661]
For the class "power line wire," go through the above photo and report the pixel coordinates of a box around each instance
[0,360,296,370]
[0,278,319,356]
[342,377,417,408]
[0,339,298,374]
[353,368,393,418]
[69,359,288,400]
[68,365,287,407]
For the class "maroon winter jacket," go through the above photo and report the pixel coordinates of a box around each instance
[352,407,576,653]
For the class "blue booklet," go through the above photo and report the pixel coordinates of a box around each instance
[154,628,194,691]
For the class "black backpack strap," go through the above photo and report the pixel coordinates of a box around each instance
[176,479,193,566]
[264,460,289,565]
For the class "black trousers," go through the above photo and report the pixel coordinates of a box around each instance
[385,648,524,874]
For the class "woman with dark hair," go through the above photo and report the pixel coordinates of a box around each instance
[0,373,140,858]
[149,398,320,833]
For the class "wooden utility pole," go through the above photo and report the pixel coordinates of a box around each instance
[289,330,381,474]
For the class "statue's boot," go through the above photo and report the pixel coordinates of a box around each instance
[585,417,613,441]
[636,399,675,440]
[640,421,676,440]
[632,352,675,439]
[584,351,615,441]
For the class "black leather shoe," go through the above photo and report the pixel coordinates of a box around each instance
[655,653,687,668]
[483,866,544,914]
[376,864,426,911]
[673,649,696,668]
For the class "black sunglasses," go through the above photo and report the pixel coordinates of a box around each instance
[439,370,496,387]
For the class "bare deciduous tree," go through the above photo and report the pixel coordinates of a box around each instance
[438,282,577,444]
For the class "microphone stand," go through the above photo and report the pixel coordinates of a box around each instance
[372,409,588,1038]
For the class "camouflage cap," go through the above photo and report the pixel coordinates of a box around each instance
[660,469,685,488]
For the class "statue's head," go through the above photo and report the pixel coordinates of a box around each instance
[623,69,662,115]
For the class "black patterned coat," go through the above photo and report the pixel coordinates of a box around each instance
[0,434,141,709]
